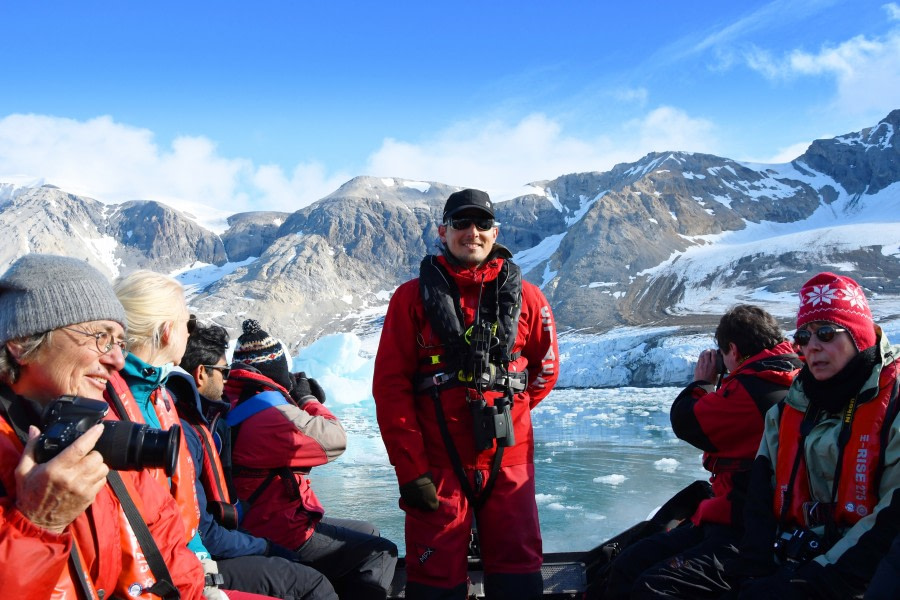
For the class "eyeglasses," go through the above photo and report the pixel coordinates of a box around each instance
[203,365,231,379]
[62,326,127,354]
[446,217,495,232]
[794,325,847,346]
[187,314,197,335]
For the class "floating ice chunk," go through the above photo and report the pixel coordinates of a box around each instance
[654,458,680,473]
[593,474,627,485]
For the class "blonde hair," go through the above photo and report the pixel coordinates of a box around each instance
[114,270,186,353]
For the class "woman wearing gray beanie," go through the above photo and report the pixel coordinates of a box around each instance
[0,253,205,598]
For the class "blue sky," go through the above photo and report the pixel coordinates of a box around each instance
[1,0,898,223]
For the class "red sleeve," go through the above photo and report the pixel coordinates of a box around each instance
[520,282,560,409]
[0,502,72,599]
[372,280,430,486]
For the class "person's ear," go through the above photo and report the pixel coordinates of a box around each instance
[192,364,207,387]
[438,224,447,243]
[5,341,24,363]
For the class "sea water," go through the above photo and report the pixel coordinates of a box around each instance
[310,387,706,555]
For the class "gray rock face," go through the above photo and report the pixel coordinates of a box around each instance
[798,108,899,196]
[221,211,290,261]
[1,110,899,368]
[107,200,227,272]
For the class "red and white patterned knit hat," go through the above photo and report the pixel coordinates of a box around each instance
[796,272,875,351]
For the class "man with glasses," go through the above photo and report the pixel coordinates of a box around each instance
[603,304,802,598]
[172,322,339,600]
[374,188,560,599]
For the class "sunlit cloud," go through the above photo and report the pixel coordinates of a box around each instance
[750,141,813,164]
[0,113,351,230]
[743,23,900,116]
[886,2,900,21]
[365,107,719,201]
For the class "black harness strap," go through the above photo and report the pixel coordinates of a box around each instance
[429,386,504,512]
[107,471,181,599]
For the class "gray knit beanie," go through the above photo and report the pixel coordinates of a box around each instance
[0,254,127,342]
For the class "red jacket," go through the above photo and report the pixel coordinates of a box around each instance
[0,389,204,600]
[372,254,560,486]
[670,341,801,527]
[223,369,347,549]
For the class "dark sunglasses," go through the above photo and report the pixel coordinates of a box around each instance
[203,364,231,379]
[187,314,197,334]
[794,325,847,346]
[447,217,495,231]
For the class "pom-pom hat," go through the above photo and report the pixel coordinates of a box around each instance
[796,272,876,351]
[232,319,293,391]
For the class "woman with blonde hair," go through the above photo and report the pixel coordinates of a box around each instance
[114,270,332,600]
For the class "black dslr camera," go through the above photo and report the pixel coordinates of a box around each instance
[470,398,515,451]
[773,528,824,564]
[35,396,181,477]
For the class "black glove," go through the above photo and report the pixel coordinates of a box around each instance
[290,372,314,405]
[400,473,439,512]
[738,567,810,600]
[307,377,326,404]
[793,561,859,600]
[265,540,298,562]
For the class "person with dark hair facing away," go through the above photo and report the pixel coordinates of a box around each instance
[604,304,802,598]
[174,321,339,600]
[373,188,560,599]
[225,319,397,600]
[725,273,900,598]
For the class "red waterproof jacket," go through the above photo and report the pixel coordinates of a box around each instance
[670,340,801,527]
[0,388,204,600]
[223,369,347,549]
[373,254,560,487]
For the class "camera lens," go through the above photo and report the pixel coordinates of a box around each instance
[94,422,181,477]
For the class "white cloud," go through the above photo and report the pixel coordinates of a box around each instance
[755,140,813,164]
[0,113,348,229]
[0,106,720,222]
[744,27,900,117]
[365,107,718,200]
[886,2,900,21]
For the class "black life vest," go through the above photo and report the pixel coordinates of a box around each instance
[418,255,523,390]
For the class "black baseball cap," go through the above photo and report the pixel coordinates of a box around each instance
[442,189,494,222]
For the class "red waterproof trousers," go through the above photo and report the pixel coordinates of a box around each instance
[404,463,542,590]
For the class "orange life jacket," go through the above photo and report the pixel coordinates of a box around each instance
[107,371,201,544]
[774,361,898,528]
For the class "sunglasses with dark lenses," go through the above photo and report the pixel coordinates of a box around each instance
[203,364,231,379]
[447,217,495,231]
[794,325,847,346]
[187,314,197,334]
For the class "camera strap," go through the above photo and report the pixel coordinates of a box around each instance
[107,470,181,599]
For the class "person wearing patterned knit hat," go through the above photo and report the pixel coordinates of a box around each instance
[226,319,398,600]
[724,273,900,599]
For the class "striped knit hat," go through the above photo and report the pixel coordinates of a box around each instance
[232,319,293,391]
[796,272,876,351]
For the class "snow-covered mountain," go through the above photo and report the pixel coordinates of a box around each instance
[2,109,899,385]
